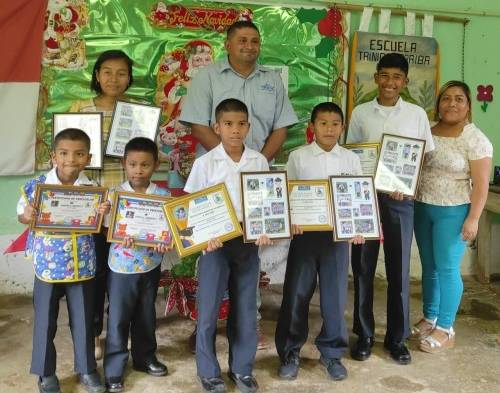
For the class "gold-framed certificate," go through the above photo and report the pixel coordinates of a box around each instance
[106,101,162,157]
[31,184,108,233]
[107,191,173,248]
[374,134,426,197]
[52,112,103,169]
[342,143,380,176]
[240,171,292,242]
[163,183,242,257]
[288,180,333,231]
[329,176,381,241]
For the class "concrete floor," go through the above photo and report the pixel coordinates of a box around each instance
[0,277,499,393]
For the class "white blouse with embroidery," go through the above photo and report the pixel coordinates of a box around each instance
[416,123,493,206]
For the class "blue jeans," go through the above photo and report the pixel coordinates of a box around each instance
[414,202,469,328]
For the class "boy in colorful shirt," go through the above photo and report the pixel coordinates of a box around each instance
[103,137,172,393]
[17,128,109,393]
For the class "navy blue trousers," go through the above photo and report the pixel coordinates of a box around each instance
[275,232,349,361]
[196,237,259,378]
[92,232,110,337]
[351,193,413,343]
[104,265,161,379]
[31,276,96,376]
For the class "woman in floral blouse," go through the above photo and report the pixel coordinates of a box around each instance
[412,81,492,352]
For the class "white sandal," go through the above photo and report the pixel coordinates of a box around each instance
[410,318,436,341]
[419,327,455,353]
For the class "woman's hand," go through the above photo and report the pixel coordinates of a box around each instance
[97,200,111,216]
[461,216,479,241]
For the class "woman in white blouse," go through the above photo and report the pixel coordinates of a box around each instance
[412,81,492,352]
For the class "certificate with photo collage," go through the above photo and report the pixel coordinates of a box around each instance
[106,101,162,157]
[374,134,426,197]
[240,171,292,242]
[329,176,381,241]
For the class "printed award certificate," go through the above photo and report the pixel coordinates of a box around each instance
[342,143,380,176]
[240,171,292,242]
[288,180,332,231]
[374,134,426,197]
[329,176,381,241]
[107,191,173,247]
[53,112,103,169]
[106,101,162,157]
[31,184,107,233]
[163,183,242,257]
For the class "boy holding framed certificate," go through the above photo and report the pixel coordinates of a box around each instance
[275,102,364,382]
[184,99,271,393]
[103,138,171,392]
[17,129,109,393]
[346,53,434,365]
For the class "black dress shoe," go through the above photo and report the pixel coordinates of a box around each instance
[105,377,124,393]
[278,353,300,380]
[384,341,412,365]
[38,375,61,393]
[199,376,227,393]
[351,336,374,361]
[319,356,348,381]
[133,358,168,376]
[79,371,106,393]
[228,371,258,393]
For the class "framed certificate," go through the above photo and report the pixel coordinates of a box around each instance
[163,183,242,257]
[107,191,173,248]
[342,143,380,176]
[31,184,107,233]
[374,134,426,197]
[288,180,333,231]
[240,171,292,242]
[105,101,162,158]
[53,113,103,169]
[329,176,381,241]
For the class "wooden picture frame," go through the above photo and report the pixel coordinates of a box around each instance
[329,176,381,241]
[374,134,426,198]
[240,171,292,242]
[105,100,162,158]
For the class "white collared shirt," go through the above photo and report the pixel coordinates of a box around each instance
[286,142,362,180]
[347,97,435,153]
[17,167,95,215]
[184,143,269,221]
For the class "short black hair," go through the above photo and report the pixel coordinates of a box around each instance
[90,50,133,94]
[123,137,158,162]
[227,20,260,38]
[376,52,409,76]
[215,98,249,121]
[54,128,91,152]
[311,102,344,124]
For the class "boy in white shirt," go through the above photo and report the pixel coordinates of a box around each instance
[184,98,271,393]
[275,102,364,381]
[346,53,434,365]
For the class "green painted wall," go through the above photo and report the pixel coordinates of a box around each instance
[1,0,499,236]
